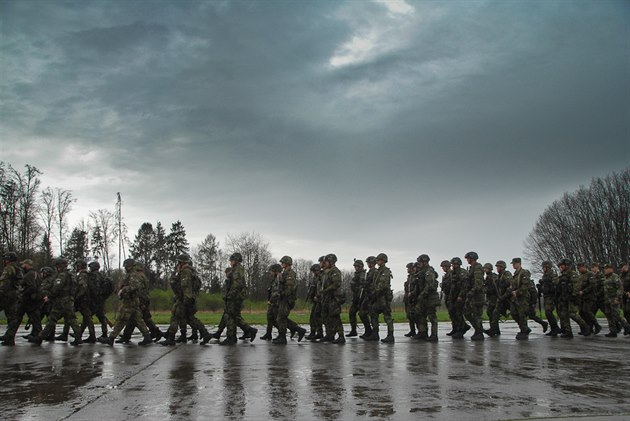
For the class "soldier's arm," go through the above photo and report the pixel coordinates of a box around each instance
[180,269,194,301]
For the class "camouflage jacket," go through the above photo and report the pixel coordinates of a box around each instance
[577,270,597,303]
[49,269,76,300]
[225,263,246,301]
[440,270,452,302]
[417,266,438,301]
[484,272,499,299]
[172,265,196,301]
[496,270,513,303]
[511,268,531,302]
[449,267,468,302]
[603,273,623,303]
[557,269,578,302]
[350,269,366,302]
[466,262,485,298]
[40,273,56,298]
[0,262,21,295]
[373,265,392,297]
[19,267,40,303]
[363,267,377,297]
[119,269,144,301]
[538,269,558,297]
[75,270,90,304]
[276,268,297,304]
[322,266,342,296]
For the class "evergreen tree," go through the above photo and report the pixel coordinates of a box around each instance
[65,228,89,264]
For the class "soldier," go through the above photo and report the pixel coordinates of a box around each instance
[526,274,548,333]
[619,262,630,325]
[590,263,605,334]
[215,253,256,346]
[440,260,455,336]
[320,254,345,344]
[537,261,561,336]
[556,258,590,338]
[305,262,323,341]
[38,266,55,331]
[463,251,485,341]
[482,263,498,337]
[272,256,306,344]
[0,251,21,345]
[59,259,96,343]
[510,258,532,340]
[358,256,377,339]
[30,257,83,346]
[366,253,394,343]
[159,254,212,346]
[414,254,440,342]
[489,260,512,337]
[347,260,366,337]
[3,259,41,345]
[404,262,417,337]
[87,261,112,339]
[119,261,163,343]
[449,257,470,339]
[97,259,153,346]
[261,264,283,340]
[576,262,601,335]
[602,263,630,337]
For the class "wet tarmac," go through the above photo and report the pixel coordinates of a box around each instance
[1,321,629,421]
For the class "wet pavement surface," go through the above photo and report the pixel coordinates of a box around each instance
[1,321,629,421]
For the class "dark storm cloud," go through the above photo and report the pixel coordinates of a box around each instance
[1,0,628,288]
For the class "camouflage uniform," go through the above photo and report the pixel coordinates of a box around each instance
[556,264,589,337]
[491,265,512,336]
[413,262,439,341]
[449,263,469,338]
[510,266,531,338]
[87,266,111,338]
[538,265,560,335]
[358,259,377,338]
[602,270,630,336]
[163,263,210,344]
[463,260,485,340]
[5,263,41,344]
[348,264,366,336]
[576,267,600,333]
[321,260,345,343]
[368,255,394,343]
[483,267,499,336]
[620,266,630,325]
[66,267,96,342]
[440,264,455,335]
[221,261,254,345]
[38,268,55,325]
[0,258,20,344]
[273,263,304,343]
[100,262,152,345]
[403,265,417,337]
[35,264,82,345]
[590,266,606,332]
[121,263,162,341]
[526,278,548,331]
[306,265,322,339]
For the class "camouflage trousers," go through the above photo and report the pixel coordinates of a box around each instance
[624,297,630,324]
[464,295,484,333]
[451,298,467,333]
[167,298,207,336]
[370,295,393,336]
[41,297,81,339]
[0,293,18,335]
[557,300,587,334]
[321,296,344,338]
[348,298,360,330]
[411,299,437,336]
[579,299,599,329]
[109,298,149,338]
[543,295,559,331]
[603,302,630,334]
[510,298,529,332]
[224,299,252,341]
[490,301,510,333]
[5,301,42,338]
[89,299,109,337]
[308,301,323,335]
[276,300,300,337]
[63,299,95,339]
[358,297,373,332]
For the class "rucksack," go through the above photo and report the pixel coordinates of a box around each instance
[100,274,115,299]
[191,269,202,294]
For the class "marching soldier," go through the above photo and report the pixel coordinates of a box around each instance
[366,253,394,343]
[347,260,366,337]
[538,261,561,336]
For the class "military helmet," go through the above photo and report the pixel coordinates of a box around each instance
[40,266,54,275]
[75,259,87,269]
[450,257,462,265]
[3,251,18,262]
[464,251,479,260]
[557,258,572,267]
[310,263,321,272]
[511,257,521,264]
[280,256,293,265]
[440,260,451,267]
[318,256,326,263]
[53,257,68,267]
[229,252,243,262]
[483,263,493,270]
[123,258,136,268]
[365,256,377,264]
[576,261,586,268]
[353,259,364,267]
[88,261,101,269]
[269,263,282,273]
[177,253,191,263]
[325,253,337,263]
[417,254,430,263]
[406,262,415,269]
[495,260,507,268]
[376,253,388,263]
[541,260,552,268]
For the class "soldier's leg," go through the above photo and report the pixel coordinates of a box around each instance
[332,301,345,343]
[3,303,26,343]
[569,303,590,335]
[348,301,358,336]
[544,298,560,334]
[262,304,275,339]
[358,300,373,338]
[426,306,438,341]
[274,302,289,343]
[81,305,96,341]
[94,303,108,338]
[557,302,573,336]
[26,307,42,337]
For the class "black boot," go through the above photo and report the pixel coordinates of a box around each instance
[381,334,394,344]
[249,327,258,343]
[296,327,306,342]
[347,327,358,337]
[98,336,114,346]
[160,333,177,346]
[55,333,68,342]
[138,333,153,346]
[470,330,484,341]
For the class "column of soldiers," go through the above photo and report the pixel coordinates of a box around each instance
[2,250,630,346]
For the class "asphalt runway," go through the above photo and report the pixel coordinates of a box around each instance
[1,321,629,421]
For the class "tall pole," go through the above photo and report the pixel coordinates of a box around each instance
[117,192,122,271]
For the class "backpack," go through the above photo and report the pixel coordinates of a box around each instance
[100,274,115,299]
[191,269,202,294]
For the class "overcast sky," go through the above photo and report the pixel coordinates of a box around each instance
[1,0,628,291]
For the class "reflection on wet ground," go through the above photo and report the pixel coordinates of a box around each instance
[1,322,629,420]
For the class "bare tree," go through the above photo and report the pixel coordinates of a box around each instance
[90,209,117,271]
[525,168,630,272]
[225,231,274,300]
[192,233,222,293]
[14,164,42,256]
[0,162,19,252]
[55,188,75,256]
[39,187,56,255]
